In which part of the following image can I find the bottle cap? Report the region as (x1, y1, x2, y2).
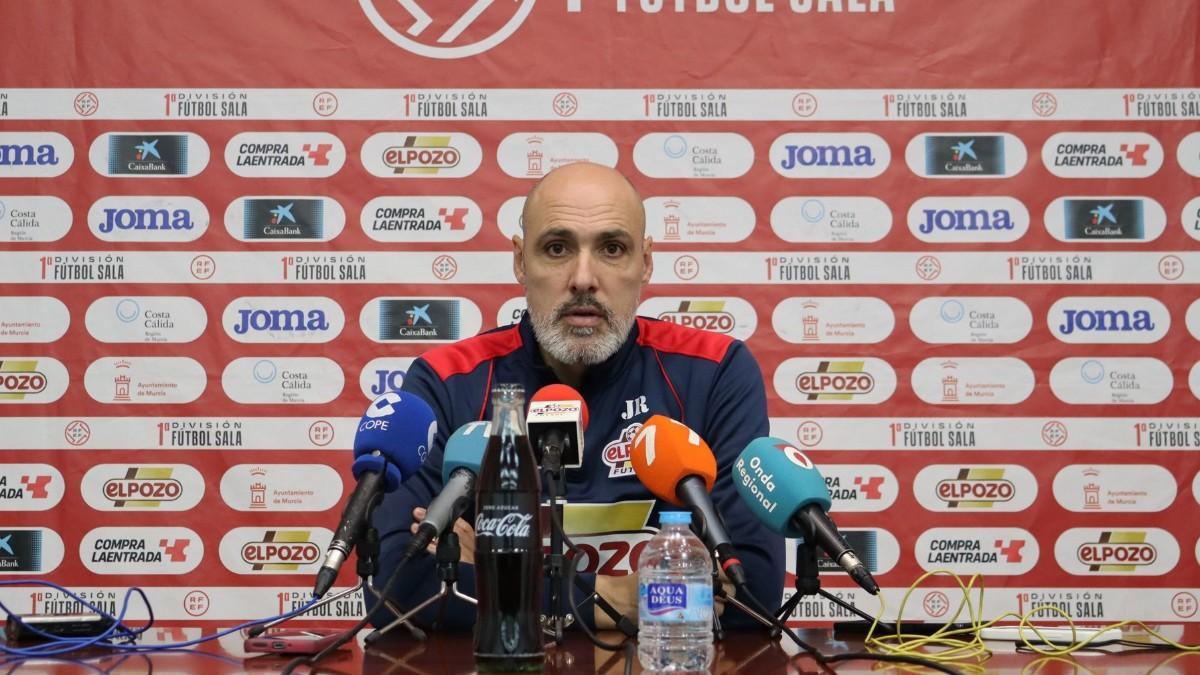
(659, 511, 692, 525)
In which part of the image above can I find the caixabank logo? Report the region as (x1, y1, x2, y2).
(88, 132, 209, 177)
(1043, 197, 1166, 243)
(219, 527, 332, 574)
(360, 297, 483, 343)
(225, 197, 346, 242)
(80, 527, 201, 574)
(80, 464, 205, 512)
(1056, 528, 1179, 576)
(913, 465, 1037, 512)
(905, 133, 1026, 178)
(0, 528, 65, 574)
(786, 528, 899, 578)
(0, 464, 64, 511)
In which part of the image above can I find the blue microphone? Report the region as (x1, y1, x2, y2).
(314, 391, 436, 598)
(733, 437, 879, 594)
(404, 421, 490, 559)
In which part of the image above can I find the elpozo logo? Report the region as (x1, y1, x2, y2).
(1050, 357, 1172, 405)
(0, 132, 74, 177)
(1055, 528, 1179, 575)
(1048, 297, 1170, 344)
(0, 464, 64, 511)
(0, 196, 72, 242)
(916, 527, 1037, 575)
(359, 0, 536, 60)
(905, 132, 1026, 178)
(361, 196, 482, 243)
(81, 464, 205, 511)
(1052, 464, 1176, 513)
(638, 297, 756, 341)
(907, 196, 1029, 243)
(0, 297, 69, 344)
(88, 132, 209, 177)
(1043, 196, 1166, 243)
(645, 197, 754, 243)
(360, 132, 482, 178)
(219, 527, 332, 574)
(219, 464, 343, 512)
(223, 296, 345, 344)
(87, 196, 208, 243)
(221, 357, 345, 405)
(914, 465, 1037, 512)
(772, 297, 894, 344)
(908, 297, 1032, 345)
(770, 133, 889, 179)
(818, 465, 898, 512)
(83, 357, 206, 405)
(225, 196, 346, 242)
(0, 358, 68, 404)
(225, 132, 345, 178)
(360, 297, 483, 343)
(85, 296, 207, 344)
(911, 357, 1034, 405)
(497, 133, 618, 178)
(1042, 132, 1163, 178)
(774, 357, 896, 405)
(769, 196, 891, 244)
(80, 526, 202, 574)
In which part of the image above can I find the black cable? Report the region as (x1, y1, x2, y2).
(819, 651, 966, 674)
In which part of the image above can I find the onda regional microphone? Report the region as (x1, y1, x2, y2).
(733, 438, 879, 595)
(313, 391, 436, 598)
(404, 421, 490, 559)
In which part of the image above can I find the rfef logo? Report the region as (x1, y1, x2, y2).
(359, 0, 536, 60)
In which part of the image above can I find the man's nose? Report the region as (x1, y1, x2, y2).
(568, 250, 599, 295)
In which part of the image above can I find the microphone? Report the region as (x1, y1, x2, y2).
(732, 438, 879, 595)
(527, 384, 588, 470)
(630, 415, 748, 588)
(313, 391, 437, 599)
(403, 421, 490, 559)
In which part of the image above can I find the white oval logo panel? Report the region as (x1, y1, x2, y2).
(0, 528, 64, 574)
(88, 196, 208, 242)
(634, 133, 754, 179)
(785, 528, 899, 577)
(1190, 361, 1200, 401)
(1053, 464, 1176, 513)
(0, 297, 69, 343)
(0, 196, 72, 242)
(912, 358, 1034, 405)
(496, 296, 527, 329)
(220, 464, 344, 512)
(0, 132, 74, 178)
(360, 132, 482, 178)
(219, 526, 333, 574)
(1043, 196, 1166, 243)
(224, 196, 346, 242)
(771, 133, 889, 179)
(1177, 132, 1200, 177)
(86, 296, 206, 344)
(84, 357, 206, 404)
(0, 357, 68, 404)
(1050, 357, 1173, 405)
(1055, 528, 1179, 576)
(773, 297, 894, 344)
(497, 133, 618, 178)
(81, 464, 206, 512)
(223, 297, 345, 344)
(1048, 297, 1170, 344)
(88, 132, 209, 177)
(774, 357, 897, 405)
(225, 132, 345, 178)
(905, 133, 1027, 178)
(639, 296, 756, 341)
(907, 197, 1029, 243)
(81, 527, 203, 575)
(1182, 196, 1200, 242)
(1043, 132, 1163, 178)
(222, 357, 344, 404)
(496, 196, 524, 240)
(913, 465, 1037, 512)
(359, 357, 417, 400)
(0, 464, 65, 511)
(359, 297, 483, 343)
(770, 196, 891, 243)
(820, 465, 899, 512)
(362, 196, 482, 243)
(909, 297, 1032, 344)
(645, 197, 754, 243)
(916, 527, 1038, 575)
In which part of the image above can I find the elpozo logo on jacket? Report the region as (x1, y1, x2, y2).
(1055, 528, 1179, 575)
(81, 464, 205, 511)
(773, 357, 897, 405)
(0, 196, 72, 243)
(85, 296, 207, 344)
(0, 528, 65, 574)
(88, 196, 208, 243)
(225, 132, 345, 178)
(225, 196, 346, 242)
(223, 297, 345, 344)
(0, 132, 73, 177)
(360, 132, 482, 178)
(905, 133, 1026, 178)
(88, 132, 209, 177)
(361, 196, 482, 243)
(219, 527, 332, 574)
(0, 464, 64, 511)
(360, 297, 482, 343)
(359, 0, 536, 59)
(1043, 196, 1166, 243)
(907, 196, 1029, 243)
(1048, 297, 1170, 344)
(908, 297, 1032, 344)
(80, 526, 202, 574)
(1042, 132, 1163, 178)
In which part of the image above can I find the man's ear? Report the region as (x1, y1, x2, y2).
(512, 235, 526, 285)
(641, 236, 653, 284)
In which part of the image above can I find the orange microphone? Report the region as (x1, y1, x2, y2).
(528, 384, 588, 469)
(630, 415, 747, 587)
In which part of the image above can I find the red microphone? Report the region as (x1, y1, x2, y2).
(631, 415, 747, 587)
(527, 384, 588, 469)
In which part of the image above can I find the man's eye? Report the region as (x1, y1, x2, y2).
(602, 243, 626, 256)
(545, 242, 568, 256)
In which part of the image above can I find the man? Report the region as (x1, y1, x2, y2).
(370, 162, 783, 630)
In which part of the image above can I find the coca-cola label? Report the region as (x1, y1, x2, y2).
(475, 492, 539, 551)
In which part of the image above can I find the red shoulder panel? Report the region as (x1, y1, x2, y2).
(636, 317, 732, 364)
(421, 325, 523, 380)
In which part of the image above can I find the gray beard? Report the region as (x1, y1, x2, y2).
(529, 297, 633, 366)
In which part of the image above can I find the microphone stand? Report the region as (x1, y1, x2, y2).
(542, 444, 569, 645)
(365, 530, 476, 646)
(771, 539, 879, 640)
(688, 510, 776, 636)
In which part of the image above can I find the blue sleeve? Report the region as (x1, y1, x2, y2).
(367, 358, 477, 631)
(702, 341, 785, 629)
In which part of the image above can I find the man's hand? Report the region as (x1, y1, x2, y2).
(591, 571, 734, 629)
(410, 507, 475, 564)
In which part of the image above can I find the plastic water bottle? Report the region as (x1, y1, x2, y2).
(637, 511, 714, 672)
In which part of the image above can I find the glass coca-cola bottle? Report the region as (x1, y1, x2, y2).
(474, 383, 544, 671)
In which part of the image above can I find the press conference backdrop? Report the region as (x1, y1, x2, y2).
(0, 0, 1198, 626)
